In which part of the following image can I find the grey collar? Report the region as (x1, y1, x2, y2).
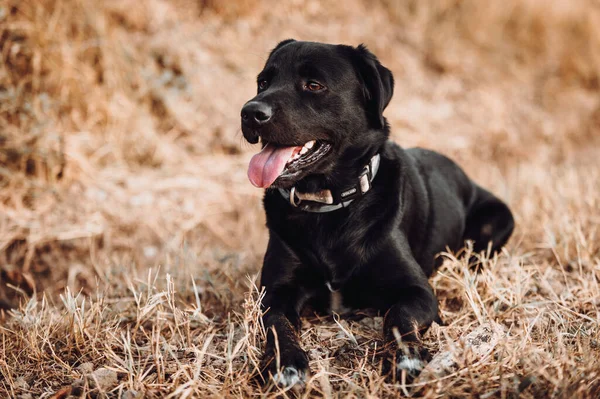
(277, 154, 381, 213)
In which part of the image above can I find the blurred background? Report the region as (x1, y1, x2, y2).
(1, 0, 600, 396)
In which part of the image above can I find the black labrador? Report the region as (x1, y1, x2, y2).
(240, 39, 514, 387)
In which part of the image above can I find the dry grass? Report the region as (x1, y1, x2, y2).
(0, 0, 599, 397)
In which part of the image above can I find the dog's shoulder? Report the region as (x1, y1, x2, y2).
(405, 147, 453, 167)
(405, 147, 467, 178)
(405, 146, 476, 213)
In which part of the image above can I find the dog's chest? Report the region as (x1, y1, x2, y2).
(307, 234, 366, 315)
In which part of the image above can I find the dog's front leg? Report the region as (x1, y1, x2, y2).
(371, 243, 440, 381)
(260, 308, 309, 387)
(382, 283, 439, 380)
(258, 235, 310, 387)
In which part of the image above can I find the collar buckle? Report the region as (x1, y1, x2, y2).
(289, 186, 301, 207)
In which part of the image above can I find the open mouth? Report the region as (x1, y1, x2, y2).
(247, 140, 332, 188)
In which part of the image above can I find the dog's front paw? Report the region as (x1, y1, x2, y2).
(395, 353, 425, 378)
(260, 345, 310, 388)
(272, 365, 307, 388)
(382, 345, 430, 383)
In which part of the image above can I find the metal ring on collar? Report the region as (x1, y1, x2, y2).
(289, 187, 301, 207)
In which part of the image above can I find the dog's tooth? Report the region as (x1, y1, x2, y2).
(300, 147, 308, 155)
(305, 140, 315, 149)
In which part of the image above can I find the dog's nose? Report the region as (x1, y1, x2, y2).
(241, 101, 273, 127)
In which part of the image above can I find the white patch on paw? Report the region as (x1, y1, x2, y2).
(396, 356, 424, 373)
(272, 366, 306, 387)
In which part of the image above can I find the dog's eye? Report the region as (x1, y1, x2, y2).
(304, 81, 325, 92)
(258, 80, 268, 90)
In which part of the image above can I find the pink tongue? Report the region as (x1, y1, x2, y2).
(248, 143, 300, 188)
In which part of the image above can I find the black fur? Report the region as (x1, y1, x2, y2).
(240, 40, 514, 384)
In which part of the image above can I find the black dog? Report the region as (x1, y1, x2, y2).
(241, 39, 514, 387)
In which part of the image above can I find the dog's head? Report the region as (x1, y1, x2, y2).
(241, 40, 394, 189)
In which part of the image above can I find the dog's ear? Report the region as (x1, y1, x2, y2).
(269, 39, 296, 58)
(352, 44, 394, 129)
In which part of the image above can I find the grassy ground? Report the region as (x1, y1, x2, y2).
(1, 0, 599, 397)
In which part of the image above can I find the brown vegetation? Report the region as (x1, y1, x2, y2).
(0, 0, 599, 397)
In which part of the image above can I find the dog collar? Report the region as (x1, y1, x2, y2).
(277, 154, 381, 213)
